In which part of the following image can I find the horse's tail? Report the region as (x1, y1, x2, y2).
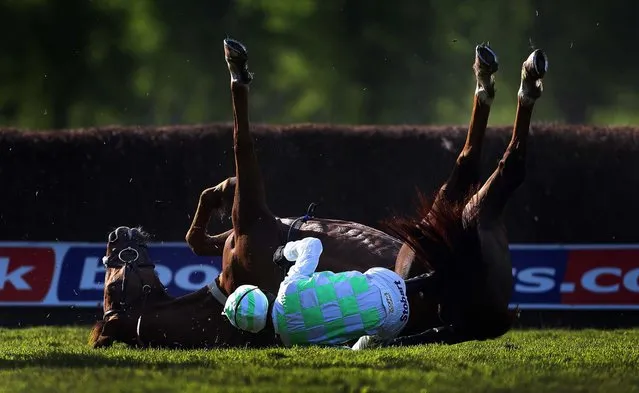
(383, 187, 519, 338)
(382, 189, 478, 279)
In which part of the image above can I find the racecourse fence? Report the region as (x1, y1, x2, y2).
(1, 124, 639, 327)
(1, 123, 638, 243)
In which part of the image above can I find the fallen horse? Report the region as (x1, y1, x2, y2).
(89, 39, 402, 349)
(89, 39, 547, 349)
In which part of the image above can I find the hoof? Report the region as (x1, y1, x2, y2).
(223, 38, 253, 84)
(475, 43, 499, 75)
(522, 49, 548, 80)
(519, 49, 548, 103)
(474, 43, 498, 103)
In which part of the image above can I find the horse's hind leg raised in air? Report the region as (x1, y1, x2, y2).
(391, 44, 501, 340)
(387, 48, 548, 347)
(463, 49, 548, 336)
(468, 49, 547, 227)
(436, 43, 499, 206)
(395, 44, 499, 280)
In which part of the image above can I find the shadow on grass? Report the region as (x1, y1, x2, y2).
(0, 352, 211, 370)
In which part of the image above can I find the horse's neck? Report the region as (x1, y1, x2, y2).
(154, 287, 211, 309)
(155, 289, 174, 303)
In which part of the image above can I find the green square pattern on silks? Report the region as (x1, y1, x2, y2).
(338, 296, 359, 317)
(301, 306, 324, 328)
(327, 274, 350, 284)
(282, 291, 302, 314)
(360, 307, 382, 330)
(349, 275, 369, 295)
(276, 312, 288, 334)
(315, 284, 337, 304)
(324, 318, 346, 340)
(288, 330, 308, 345)
(296, 277, 316, 292)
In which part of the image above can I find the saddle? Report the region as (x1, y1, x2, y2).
(273, 202, 318, 275)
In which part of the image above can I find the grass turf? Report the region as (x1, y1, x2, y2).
(0, 327, 638, 393)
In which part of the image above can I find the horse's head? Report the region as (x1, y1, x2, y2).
(89, 226, 168, 348)
(132, 282, 280, 349)
(90, 225, 278, 349)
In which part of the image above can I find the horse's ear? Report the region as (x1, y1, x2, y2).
(92, 334, 115, 349)
(88, 320, 115, 348)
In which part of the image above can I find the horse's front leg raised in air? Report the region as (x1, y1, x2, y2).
(186, 177, 236, 256)
(224, 39, 274, 230)
(220, 39, 281, 292)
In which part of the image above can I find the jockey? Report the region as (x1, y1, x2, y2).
(222, 237, 412, 349)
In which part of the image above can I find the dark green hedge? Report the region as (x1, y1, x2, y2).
(1, 124, 637, 243)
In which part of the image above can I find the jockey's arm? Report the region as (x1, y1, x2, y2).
(283, 237, 323, 279)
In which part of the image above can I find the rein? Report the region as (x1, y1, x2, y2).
(286, 202, 318, 243)
(276, 202, 318, 278)
(208, 277, 229, 304)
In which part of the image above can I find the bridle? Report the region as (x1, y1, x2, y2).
(102, 243, 156, 321)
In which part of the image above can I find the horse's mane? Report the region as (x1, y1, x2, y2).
(151, 286, 214, 310)
(108, 225, 153, 245)
(128, 226, 152, 244)
(135, 227, 152, 242)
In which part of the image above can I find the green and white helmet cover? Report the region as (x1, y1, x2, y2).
(223, 284, 269, 333)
